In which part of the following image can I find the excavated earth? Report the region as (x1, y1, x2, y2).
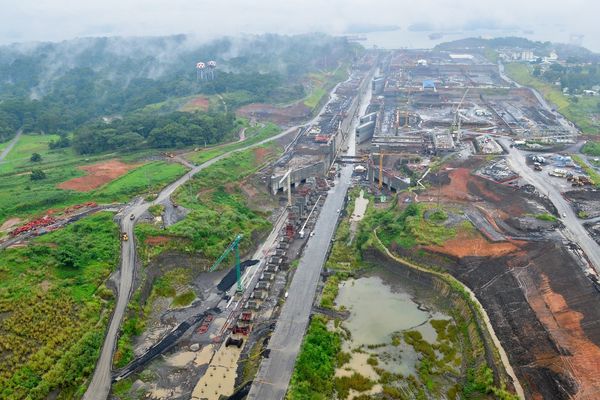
(419, 158, 600, 399)
(236, 102, 311, 125)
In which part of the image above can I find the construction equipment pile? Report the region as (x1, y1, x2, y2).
(10, 215, 56, 236)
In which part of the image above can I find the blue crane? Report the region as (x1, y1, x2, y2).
(210, 234, 244, 292)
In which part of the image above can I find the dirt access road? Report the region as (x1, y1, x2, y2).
(0, 129, 22, 162)
(84, 78, 349, 400)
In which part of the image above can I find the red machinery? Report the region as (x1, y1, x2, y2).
(10, 216, 56, 237)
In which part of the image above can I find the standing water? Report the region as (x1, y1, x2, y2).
(333, 267, 464, 399)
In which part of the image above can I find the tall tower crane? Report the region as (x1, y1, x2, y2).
(451, 88, 469, 141)
(210, 234, 244, 292)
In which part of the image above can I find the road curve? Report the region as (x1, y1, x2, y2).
(0, 129, 22, 162)
(84, 79, 348, 399)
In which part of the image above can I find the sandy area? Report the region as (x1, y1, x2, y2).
(58, 159, 138, 191)
(0, 217, 21, 231)
(191, 342, 242, 400)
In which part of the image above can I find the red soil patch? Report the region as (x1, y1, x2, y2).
(181, 96, 209, 112)
(426, 230, 521, 258)
(240, 181, 259, 198)
(58, 160, 138, 192)
(253, 147, 270, 164)
(144, 236, 170, 246)
(438, 168, 501, 203)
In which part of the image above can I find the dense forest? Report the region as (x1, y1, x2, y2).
(73, 111, 237, 154)
(0, 33, 357, 147)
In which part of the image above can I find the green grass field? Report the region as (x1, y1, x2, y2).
(138, 142, 281, 262)
(0, 160, 187, 225)
(303, 87, 327, 109)
(0, 134, 64, 174)
(184, 122, 280, 165)
(0, 212, 119, 399)
(505, 63, 600, 134)
(94, 162, 187, 202)
(303, 65, 349, 110)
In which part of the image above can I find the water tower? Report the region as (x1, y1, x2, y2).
(196, 62, 206, 81)
(207, 60, 217, 80)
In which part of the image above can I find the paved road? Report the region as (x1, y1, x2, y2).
(247, 156, 354, 399)
(84, 78, 352, 399)
(247, 70, 373, 400)
(502, 139, 600, 272)
(0, 129, 22, 162)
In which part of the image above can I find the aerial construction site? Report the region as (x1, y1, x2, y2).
(95, 46, 600, 399)
(2, 32, 600, 400)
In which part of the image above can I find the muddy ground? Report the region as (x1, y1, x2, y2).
(236, 102, 311, 126)
(415, 157, 600, 399)
(564, 189, 600, 220)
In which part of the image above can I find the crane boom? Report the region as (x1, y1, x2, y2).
(210, 234, 244, 291)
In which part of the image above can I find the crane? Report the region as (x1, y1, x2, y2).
(210, 234, 244, 292)
(451, 88, 469, 141)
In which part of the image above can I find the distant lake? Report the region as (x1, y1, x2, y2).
(353, 26, 599, 53)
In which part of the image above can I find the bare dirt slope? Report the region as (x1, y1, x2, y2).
(421, 159, 600, 399)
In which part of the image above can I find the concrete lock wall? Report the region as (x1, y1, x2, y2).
(270, 162, 326, 194)
(368, 165, 410, 192)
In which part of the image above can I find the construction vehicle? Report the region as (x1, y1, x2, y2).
(225, 337, 244, 348)
(210, 234, 244, 292)
(121, 232, 129, 241)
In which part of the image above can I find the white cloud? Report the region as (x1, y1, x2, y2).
(0, 0, 598, 50)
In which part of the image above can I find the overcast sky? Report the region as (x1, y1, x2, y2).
(1, 0, 598, 50)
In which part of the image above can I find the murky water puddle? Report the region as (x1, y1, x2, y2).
(334, 268, 458, 397)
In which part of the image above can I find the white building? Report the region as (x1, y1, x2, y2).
(521, 51, 535, 62)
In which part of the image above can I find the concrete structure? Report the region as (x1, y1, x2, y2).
(356, 120, 376, 144)
(372, 76, 385, 94)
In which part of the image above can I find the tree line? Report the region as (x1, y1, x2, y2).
(72, 111, 238, 154)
